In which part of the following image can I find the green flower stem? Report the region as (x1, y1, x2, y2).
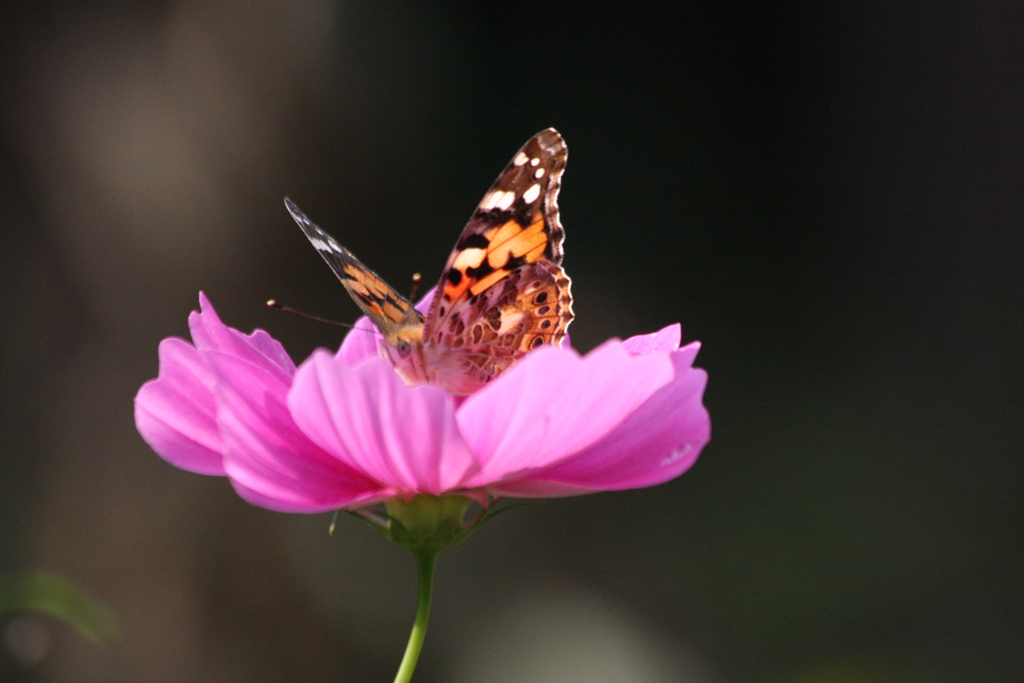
(393, 550, 438, 683)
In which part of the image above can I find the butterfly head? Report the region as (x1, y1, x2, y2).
(384, 326, 424, 359)
(373, 323, 431, 388)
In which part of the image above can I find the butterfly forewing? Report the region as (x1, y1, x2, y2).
(284, 198, 424, 341)
(423, 129, 572, 348)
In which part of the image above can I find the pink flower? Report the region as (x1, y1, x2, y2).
(134, 293, 710, 513)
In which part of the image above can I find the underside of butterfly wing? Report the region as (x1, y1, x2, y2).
(285, 198, 424, 344)
(422, 261, 572, 394)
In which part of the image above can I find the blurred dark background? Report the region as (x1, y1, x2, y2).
(1, 1, 1021, 681)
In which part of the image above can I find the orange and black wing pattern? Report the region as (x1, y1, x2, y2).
(284, 198, 424, 343)
(422, 129, 573, 359)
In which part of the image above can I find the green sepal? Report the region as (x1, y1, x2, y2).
(384, 495, 473, 554)
(343, 495, 536, 554)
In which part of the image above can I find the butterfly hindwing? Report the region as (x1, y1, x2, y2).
(423, 260, 573, 388)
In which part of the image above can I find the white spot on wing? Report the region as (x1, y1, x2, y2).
(481, 189, 516, 212)
(479, 190, 501, 210)
(513, 151, 529, 166)
(534, 167, 545, 179)
(530, 157, 540, 167)
(522, 183, 541, 204)
(497, 310, 525, 335)
(452, 247, 487, 270)
(495, 190, 516, 211)
(310, 237, 335, 252)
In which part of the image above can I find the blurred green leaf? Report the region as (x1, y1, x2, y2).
(0, 570, 119, 645)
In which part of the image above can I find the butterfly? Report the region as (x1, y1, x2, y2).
(285, 128, 573, 395)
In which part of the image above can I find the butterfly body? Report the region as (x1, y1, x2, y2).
(286, 129, 573, 394)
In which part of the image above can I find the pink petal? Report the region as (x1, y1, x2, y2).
(457, 341, 675, 488)
(288, 351, 477, 496)
(134, 337, 225, 475)
(134, 293, 298, 476)
(209, 351, 385, 512)
(413, 286, 437, 313)
(492, 342, 710, 497)
(621, 323, 681, 356)
(335, 315, 381, 367)
(190, 292, 295, 382)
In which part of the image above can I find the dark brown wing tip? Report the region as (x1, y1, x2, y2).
(530, 128, 566, 155)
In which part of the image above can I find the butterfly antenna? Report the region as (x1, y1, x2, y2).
(266, 299, 355, 329)
(408, 272, 423, 302)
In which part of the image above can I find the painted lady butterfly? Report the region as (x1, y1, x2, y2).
(285, 128, 573, 395)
